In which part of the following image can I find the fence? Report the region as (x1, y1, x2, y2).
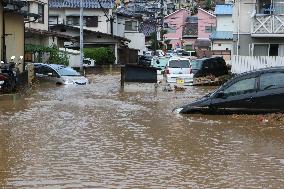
(231, 56, 284, 74)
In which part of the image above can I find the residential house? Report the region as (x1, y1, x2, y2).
(231, 0, 284, 74)
(163, 9, 191, 50)
(233, 0, 284, 56)
(114, 11, 146, 55)
(195, 7, 216, 50)
(49, 0, 134, 64)
(210, 4, 233, 51)
(1, 0, 27, 72)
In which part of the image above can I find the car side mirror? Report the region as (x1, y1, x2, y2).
(216, 91, 225, 98)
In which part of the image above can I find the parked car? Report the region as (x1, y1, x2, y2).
(138, 55, 153, 67)
(174, 67, 284, 114)
(191, 57, 228, 78)
(34, 63, 89, 85)
(165, 57, 193, 84)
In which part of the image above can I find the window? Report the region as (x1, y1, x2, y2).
(260, 72, 284, 90)
(66, 16, 79, 26)
(38, 4, 44, 23)
(169, 60, 190, 68)
(253, 44, 269, 56)
(224, 78, 256, 96)
(85, 16, 98, 27)
(205, 26, 216, 33)
(125, 20, 138, 31)
(49, 16, 58, 26)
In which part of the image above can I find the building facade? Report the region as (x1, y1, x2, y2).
(210, 4, 233, 51)
(164, 9, 191, 49)
(233, 0, 284, 56)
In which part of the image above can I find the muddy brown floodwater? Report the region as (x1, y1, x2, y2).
(0, 68, 284, 188)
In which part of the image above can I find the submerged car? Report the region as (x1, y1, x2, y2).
(34, 63, 89, 85)
(175, 67, 284, 114)
(165, 57, 193, 84)
(191, 57, 228, 77)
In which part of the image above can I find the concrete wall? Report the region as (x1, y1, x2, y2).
(212, 40, 233, 51)
(232, 0, 254, 34)
(49, 8, 112, 34)
(27, 0, 49, 31)
(114, 16, 125, 37)
(125, 32, 146, 55)
(5, 13, 24, 72)
(0, 4, 3, 61)
(217, 16, 233, 31)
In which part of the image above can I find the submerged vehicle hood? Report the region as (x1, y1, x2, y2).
(61, 76, 89, 85)
(174, 95, 211, 114)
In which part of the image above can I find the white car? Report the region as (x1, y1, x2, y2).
(34, 63, 89, 85)
(165, 57, 193, 84)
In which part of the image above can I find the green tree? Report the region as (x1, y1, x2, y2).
(84, 47, 116, 65)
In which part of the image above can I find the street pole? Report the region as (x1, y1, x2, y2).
(80, 0, 84, 72)
(1, 2, 7, 63)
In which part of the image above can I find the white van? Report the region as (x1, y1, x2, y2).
(165, 57, 193, 84)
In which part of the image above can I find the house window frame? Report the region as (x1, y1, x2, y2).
(205, 25, 216, 33)
(38, 3, 44, 23)
(125, 20, 138, 32)
(252, 43, 284, 56)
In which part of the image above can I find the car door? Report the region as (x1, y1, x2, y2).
(211, 75, 257, 114)
(253, 71, 284, 113)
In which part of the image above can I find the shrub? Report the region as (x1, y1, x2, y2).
(84, 47, 116, 65)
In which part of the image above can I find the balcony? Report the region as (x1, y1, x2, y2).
(251, 14, 284, 37)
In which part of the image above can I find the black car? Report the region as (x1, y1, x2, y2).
(175, 67, 284, 114)
(138, 55, 153, 67)
(191, 57, 228, 77)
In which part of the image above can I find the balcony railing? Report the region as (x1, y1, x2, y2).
(251, 14, 284, 37)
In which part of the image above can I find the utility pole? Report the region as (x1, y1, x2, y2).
(79, 0, 84, 72)
(1, 2, 7, 63)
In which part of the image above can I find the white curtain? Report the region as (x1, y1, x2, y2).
(253, 44, 269, 56)
(278, 45, 284, 56)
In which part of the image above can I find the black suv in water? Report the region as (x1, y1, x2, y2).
(175, 67, 284, 114)
(191, 57, 228, 77)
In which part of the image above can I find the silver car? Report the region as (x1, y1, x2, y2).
(34, 63, 89, 85)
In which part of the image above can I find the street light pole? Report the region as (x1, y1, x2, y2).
(79, 0, 84, 72)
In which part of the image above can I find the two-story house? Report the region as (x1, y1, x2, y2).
(164, 9, 191, 50)
(1, 0, 29, 72)
(114, 11, 146, 55)
(210, 4, 233, 51)
(49, 0, 135, 64)
(233, 0, 284, 56)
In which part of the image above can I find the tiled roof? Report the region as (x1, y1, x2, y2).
(210, 31, 233, 40)
(49, 0, 115, 9)
(214, 4, 233, 15)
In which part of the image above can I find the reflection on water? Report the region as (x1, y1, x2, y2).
(0, 69, 284, 188)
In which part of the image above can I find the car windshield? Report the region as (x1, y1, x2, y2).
(169, 60, 190, 68)
(57, 67, 81, 76)
(191, 60, 203, 69)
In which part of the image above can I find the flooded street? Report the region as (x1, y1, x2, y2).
(1, 69, 284, 188)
